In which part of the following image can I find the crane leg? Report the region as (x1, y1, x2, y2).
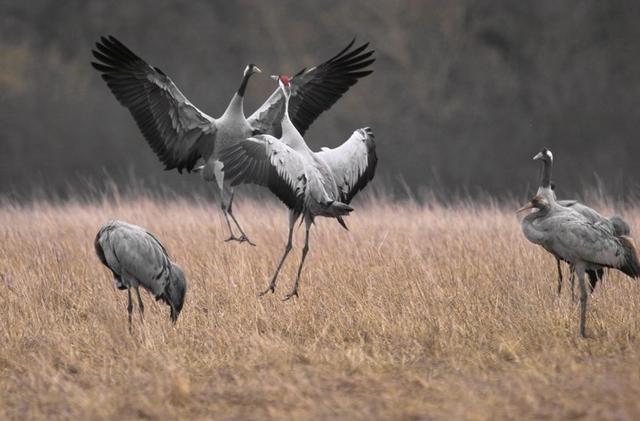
(127, 288, 133, 334)
(211, 161, 244, 244)
(569, 265, 576, 303)
(556, 258, 563, 296)
(259, 210, 300, 296)
(170, 303, 178, 324)
(219, 187, 240, 242)
(226, 190, 256, 246)
(135, 286, 144, 323)
(587, 269, 602, 293)
(221, 206, 237, 242)
(576, 265, 588, 338)
(284, 217, 312, 301)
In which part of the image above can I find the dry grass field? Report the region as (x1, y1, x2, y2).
(3, 195, 640, 420)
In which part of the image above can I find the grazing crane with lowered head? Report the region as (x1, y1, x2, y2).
(220, 75, 377, 300)
(91, 36, 375, 245)
(95, 220, 187, 331)
(518, 195, 640, 337)
(533, 147, 631, 296)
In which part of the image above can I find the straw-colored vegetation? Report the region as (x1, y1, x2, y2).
(2, 196, 640, 419)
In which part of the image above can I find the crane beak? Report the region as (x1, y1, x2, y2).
(254, 66, 262, 74)
(516, 202, 534, 213)
(270, 74, 279, 81)
(532, 152, 544, 161)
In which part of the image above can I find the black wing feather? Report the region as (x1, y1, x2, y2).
(91, 35, 216, 173)
(248, 39, 375, 137)
(289, 41, 374, 135)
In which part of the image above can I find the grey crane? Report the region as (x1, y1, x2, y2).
(220, 75, 377, 300)
(532, 147, 631, 295)
(91, 36, 374, 245)
(518, 195, 640, 337)
(534, 148, 630, 235)
(95, 220, 187, 331)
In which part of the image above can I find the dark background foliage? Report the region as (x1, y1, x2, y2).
(3, 0, 640, 201)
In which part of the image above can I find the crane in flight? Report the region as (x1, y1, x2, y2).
(221, 75, 377, 300)
(92, 36, 374, 245)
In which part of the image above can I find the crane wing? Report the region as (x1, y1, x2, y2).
(248, 39, 375, 137)
(550, 216, 639, 276)
(219, 136, 306, 210)
(561, 201, 605, 224)
(557, 199, 578, 207)
(92, 36, 217, 173)
(315, 127, 377, 204)
(560, 201, 630, 236)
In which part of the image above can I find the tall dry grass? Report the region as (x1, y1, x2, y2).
(2, 196, 640, 419)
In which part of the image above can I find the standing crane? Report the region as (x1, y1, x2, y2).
(532, 147, 631, 295)
(95, 220, 187, 331)
(91, 36, 374, 245)
(518, 195, 640, 337)
(220, 75, 377, 300)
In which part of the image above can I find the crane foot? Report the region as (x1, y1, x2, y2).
(224, 234, 256, 246)
(239, 235, 256, 246)
(282, 289, 299, 301)
(258, 283, 276, 297)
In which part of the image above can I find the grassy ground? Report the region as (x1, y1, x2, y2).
(2, 196, 640, 420)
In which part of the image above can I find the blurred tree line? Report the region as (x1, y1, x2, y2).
(2, 0, 640, 201)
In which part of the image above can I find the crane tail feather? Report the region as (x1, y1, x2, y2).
(336, 216, 349, 231)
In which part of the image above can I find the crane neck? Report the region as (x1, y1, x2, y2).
(222, 72, 253, 119)
(282, 89, 293, 130)
(222, 93, 244, 119)
(280, 86, 307, 151)
(539, 158, 552, 188)
(536, 159, 555, 201)
(523, 209, 542, 225)
(282, 115, 305, 148)
(237, 71, 252, 97)
(524, 204, 551, 224)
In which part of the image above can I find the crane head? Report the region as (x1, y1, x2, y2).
(517, 195, 549, 213)
(162, 263, 187, 323)
(271, 75, 292, 99)
(270, 74, 291, 87)
(244, 64, 262, 76)
(533, 147, 553, 162)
